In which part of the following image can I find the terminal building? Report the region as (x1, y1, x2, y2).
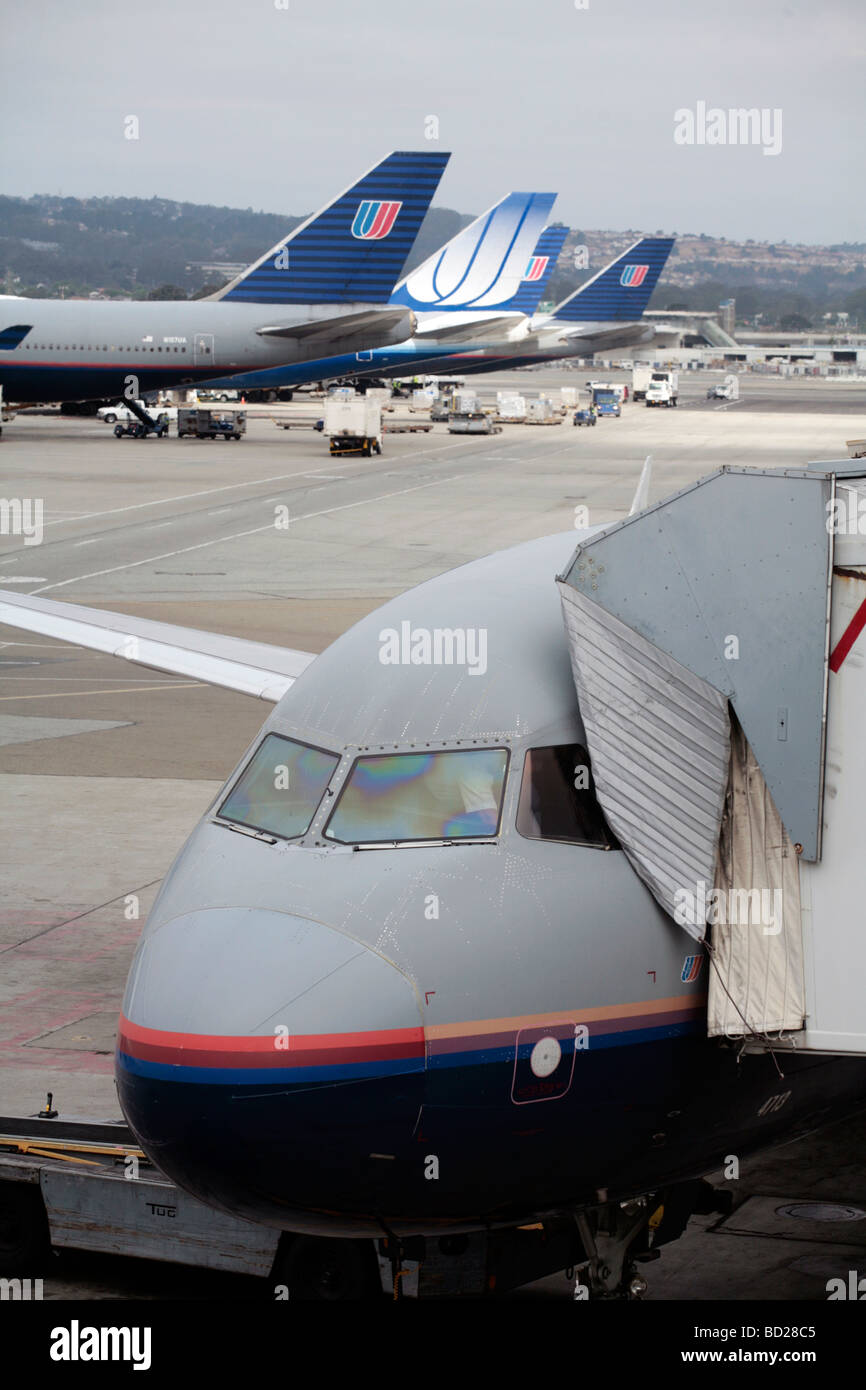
(610, 299, 866, 373)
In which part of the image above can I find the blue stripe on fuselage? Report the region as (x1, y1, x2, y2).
(117, 1018, 702, 1087)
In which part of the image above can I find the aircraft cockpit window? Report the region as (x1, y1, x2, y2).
(218, 733, 338, 841)
(324, 749, 508, 844)
(516, 745, 618, 849)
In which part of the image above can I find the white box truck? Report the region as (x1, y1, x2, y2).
(324, 398, 382, 455)
(632, 366, 653, 401)
(645, 371, 679, 408)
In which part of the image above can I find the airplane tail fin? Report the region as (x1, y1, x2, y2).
(214, 151, 449, 307)
(498, 224, 569, 316)
(550, 236, 674, 323)
(390, 191, 557, 314)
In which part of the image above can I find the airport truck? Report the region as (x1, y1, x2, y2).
(177, 408, 246, 439)
(589, 385, 621, 418)
(645, 371, 679, 408)
(324, 397, 382, 456)
(631, 366, 653, 401)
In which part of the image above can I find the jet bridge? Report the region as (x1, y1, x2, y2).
(556, 463, 866, 1054)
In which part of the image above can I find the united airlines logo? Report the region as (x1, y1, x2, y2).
(681, 954, 703, 984)
(351, 200, 402, 240)
(620, 264, 649, 287)
(523, 255, 549, 282)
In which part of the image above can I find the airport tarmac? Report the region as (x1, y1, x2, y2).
(1, 367, 865, 1300)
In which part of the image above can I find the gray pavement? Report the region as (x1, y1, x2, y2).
(1, 368, 865, 1299)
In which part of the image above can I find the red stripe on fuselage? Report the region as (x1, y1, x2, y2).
(117, 1015, 425, 1069)
(118, 997, 705, 1073)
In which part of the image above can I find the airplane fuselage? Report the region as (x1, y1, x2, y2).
(0, 297, 413, 403)
(115, 531, 866, 1238)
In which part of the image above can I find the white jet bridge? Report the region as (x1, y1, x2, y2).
(557, 462, 866, 1055)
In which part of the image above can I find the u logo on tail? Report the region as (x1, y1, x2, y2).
(523, 255, 549, 283)
(620, 264, 649, 287)
(352, 200, 402, 240)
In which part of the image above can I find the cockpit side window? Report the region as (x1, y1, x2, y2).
(516, 745, 618, 849)
(324, 748, 509, 845)
(218, 733, 338, 841)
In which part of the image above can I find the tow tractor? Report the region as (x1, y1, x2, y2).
(113, 412, 170, 439)
(104, 397, 172, 438)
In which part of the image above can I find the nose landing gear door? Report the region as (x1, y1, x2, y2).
(194, 333, 215, 367)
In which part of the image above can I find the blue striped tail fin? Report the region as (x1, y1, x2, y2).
(218, 151, 449, 306)
(551, 236, 675, 322)
(503, 224, 569, 315)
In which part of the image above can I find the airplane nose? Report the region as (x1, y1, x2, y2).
(116, 908, 426, 1235)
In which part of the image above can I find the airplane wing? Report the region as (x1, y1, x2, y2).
(0, 591, 315, 703)
(257, 306, 414, 347)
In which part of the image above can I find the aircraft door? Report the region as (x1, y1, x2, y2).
(194, 333, 215, 367)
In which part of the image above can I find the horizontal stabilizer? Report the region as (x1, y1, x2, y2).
(214, 151, 449, 307)
(0, 591, 315, 703)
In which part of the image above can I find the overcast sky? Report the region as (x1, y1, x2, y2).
(1, 0, 862, 244)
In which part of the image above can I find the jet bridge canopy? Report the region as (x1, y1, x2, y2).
(558, 467, 833, 863)
(556, 465, 866, 1051)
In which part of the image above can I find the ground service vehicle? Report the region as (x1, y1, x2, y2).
(177, 408, 245, 439)
(325, 397, 382, 455)
(447, 410, 501, 434)
(590, 387, 621, 417)
(645, 371, 679, 408)
(573, 407, 597, 426)
(113, 414, 170, 439)
(631, 366, 653, 401)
